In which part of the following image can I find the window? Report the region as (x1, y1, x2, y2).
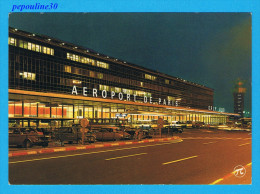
(19, 72, 36, 80)
(135, 91, 145, 97)
(145, 74, 156, 81)
(140, 82, 143, 87)
(8, 37, 17, 46)
(72, 80, 82, 84)
(97, 61, 109, 69)
(31, 43, 36, 51)
(99, 85, 110, 91)
(19, 40, 24, 48)
(43, 47, 47, 54)
(64, 65, 71, 73)
(167, 96, 175, 101)
(115, 87, 121, 93)
(28, 42, 32, 50)
(10, 37, 54, 55)
(35, 45, 41, 52)
(122, 88, 133, 95)
(89, 71, 96, 78)
(165, 79, 169, 84)
(97, 73, 103, 79)
(66, 52, 109, 69)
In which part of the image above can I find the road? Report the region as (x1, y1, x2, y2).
(9, 129, 252, 184)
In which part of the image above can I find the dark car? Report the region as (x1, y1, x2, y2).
(161, 126, 183, 134)
(9, 127, 49, 148)
(94, 127, 131, 141)
(194, 122, 205, 129)
(53, 127, 96, 144)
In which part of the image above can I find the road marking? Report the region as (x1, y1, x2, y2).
(209, 162, 252, 185)
(210, 178, 224, 185)
(162, 155, 198, 165)
(203, 141, 217, 145)
(105, 153, 147, 161)
(9, 141, 178, 164)
(238, 142, 251, 147)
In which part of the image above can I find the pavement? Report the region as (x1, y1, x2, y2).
(9, 135, 182, 157)
(9, 129, 252, 184)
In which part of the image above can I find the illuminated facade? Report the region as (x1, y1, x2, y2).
(8, 27, 237, 127)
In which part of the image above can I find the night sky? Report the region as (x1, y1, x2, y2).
(9, 13, 251, 114)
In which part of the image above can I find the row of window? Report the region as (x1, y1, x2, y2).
(19, 72, 36, 81)
(9, 37, 54, 56)
(99, 84, 152, 97)
(63, 65, 182, 94)
(67, 53, 109, 69)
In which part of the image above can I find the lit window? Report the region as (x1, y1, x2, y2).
(64, 65, 71, 73)
(165, 79, 169, 84)
(35, 45, 40, 52)
(23, 41, 28, 49)
(19, 40, 24, 48)
(47, 48, 51, 55)
(97, 61, 109, 69)
(72, 80, 82, 84)
(31, 43, 36, 51)
(167, 96, 175, 101)
(8, 37, 17, 46)
(13, 38, 53, 55)
(66, 53, 109, 69)
(97, 73, 103, 79)
(28, 42, 32, 50)
(19, 72, 36, 80)
(115, 87, 121, 93)
(140, 82, 143, 87)
(99, 85, 110, 91)
(135, 91, 145, 97)
(145, 74, 156, 80)
(43, 47, 47, 54)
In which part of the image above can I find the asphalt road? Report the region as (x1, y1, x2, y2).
(9, 129, 252, 184)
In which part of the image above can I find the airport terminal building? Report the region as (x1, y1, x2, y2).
(8, 27, 238, 128)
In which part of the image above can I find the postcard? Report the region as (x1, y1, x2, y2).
(1, 0, 259, 193)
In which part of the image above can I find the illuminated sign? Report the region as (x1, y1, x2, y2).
(71, 86, 179, 106)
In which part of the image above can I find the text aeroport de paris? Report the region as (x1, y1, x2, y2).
(71, 86, 179, 106)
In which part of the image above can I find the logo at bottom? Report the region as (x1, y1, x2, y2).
(233, 165, 246, 178)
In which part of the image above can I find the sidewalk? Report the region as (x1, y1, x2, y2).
(9, 136, 182, 158)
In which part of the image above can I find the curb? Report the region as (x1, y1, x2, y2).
(9, 136, 182, 158)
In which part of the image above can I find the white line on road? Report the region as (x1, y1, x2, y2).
(238, 142, 251, 147)
(162, 155, 198, 165)
(203, 142, 217, 145)
(9, 141, 177, 164)
(105, 153, 147, 161)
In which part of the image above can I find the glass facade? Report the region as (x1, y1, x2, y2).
(8, 27, 233, 128)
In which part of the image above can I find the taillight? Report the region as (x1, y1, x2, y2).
(37, 132, 44, 136)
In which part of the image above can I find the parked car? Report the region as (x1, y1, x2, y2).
(53, 127, 96, 144)
(162, 125, 183, 134)
(185, 121, 193, 129)
(193, 122, 205, 128)
(171, 121, 186, 129)
(140, 125, 153, 139)
(9, 127, 49, 148)
(94, 127, 131, 141)
(122, 126, 136, 139)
